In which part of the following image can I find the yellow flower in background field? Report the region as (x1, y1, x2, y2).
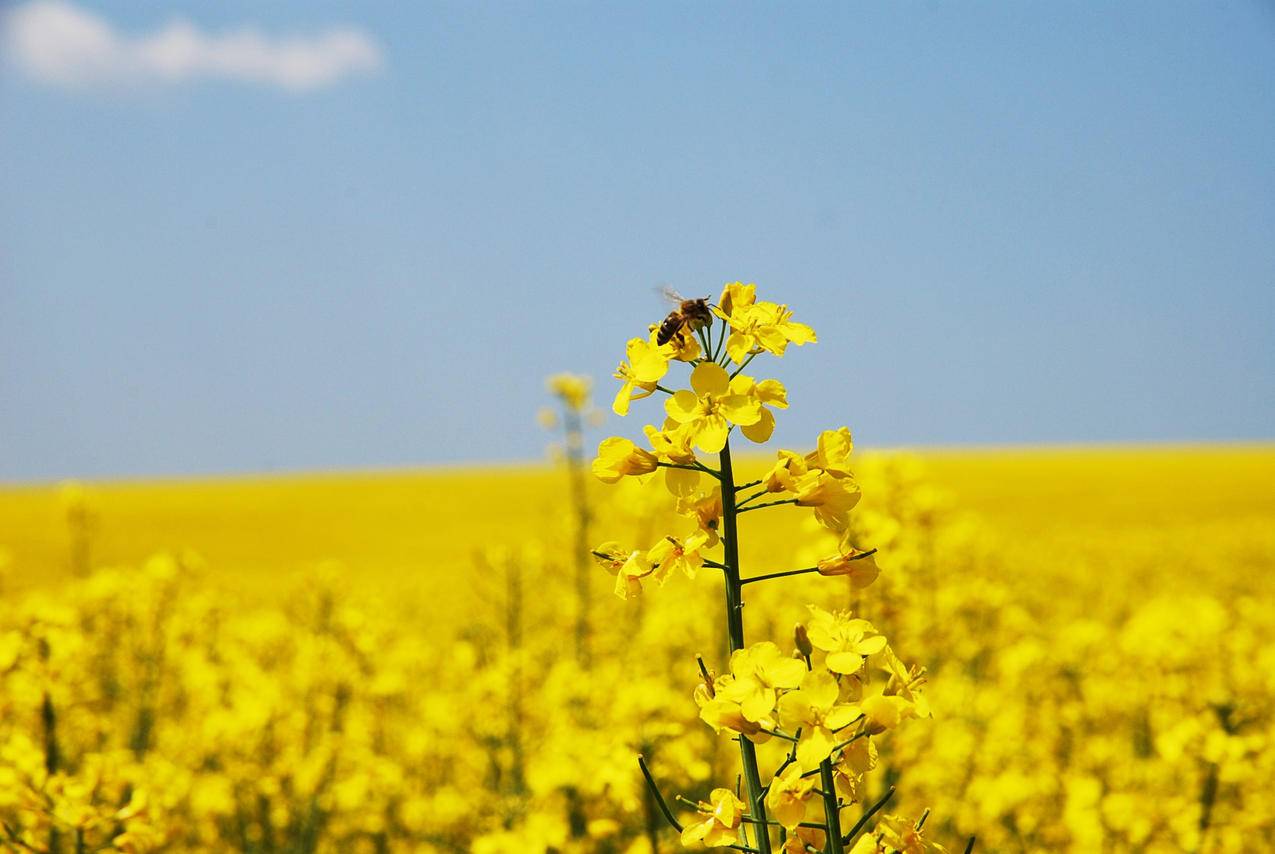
(664, 363, 762, 452)
(9, 277, 1273, 854)
(612, 337, 670, 415)
(591, 436, 657, 483)
(680, 788, 746, 848)
(545, 373, 591, 411)
(778, 669, 862, 771)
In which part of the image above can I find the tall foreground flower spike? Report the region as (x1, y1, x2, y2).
(591, 282, 948, 853)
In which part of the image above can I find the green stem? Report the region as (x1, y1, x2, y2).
(819, 760, 845, 854)
(718, 440, 774, 854)
(742, 567, 819, 586)
(564, 408, 592, 665)
(714, 317, 729, 363)
(730, 351, 759, 378)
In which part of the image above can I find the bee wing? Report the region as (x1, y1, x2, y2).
(656, 284, 686, 305)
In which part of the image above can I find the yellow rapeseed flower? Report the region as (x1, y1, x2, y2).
(805, 426, 854, 477)
(680, 788, 747, 848)
(718, 641, 807, 723)
(612, 337, 670, 415)
(591, 436, 658, 483)
(765, 763, 816, 829)
(792, 470, 862, 531)
(664, 363, 762, 453)
(806, 605, 888, 674)
(816, 540, 880, 589)
(591, 541, 656, 599)
(647, 531, 712, 583)
(713, 281, 817, 363)
(730, 375, 789, 444)
(644, 423, 701, 496)
(777, 669, 861, 771)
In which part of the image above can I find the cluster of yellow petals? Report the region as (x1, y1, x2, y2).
(694, 617, 923, 780)
(849, 813, 950, 854)
(612, 337, 670, 416)
(778, 669, 862, 771)
(714, 282, 818, 364)
(762, 427, 865, 532)
(604, 282, 809, 467)
(665, 363, 775, 453)
(590, 436, 658, 483)
(591, 530, 714, 600)
(679, 788, 747, 848)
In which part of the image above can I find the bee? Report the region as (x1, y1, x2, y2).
(656, 287, 713, 345)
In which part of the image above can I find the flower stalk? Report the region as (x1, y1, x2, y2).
(719, 440, 774, 854)
(591, 283, 939, 853)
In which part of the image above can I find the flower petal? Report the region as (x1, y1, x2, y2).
(690, 362, 730, 396)
(740, 407, 775, 443)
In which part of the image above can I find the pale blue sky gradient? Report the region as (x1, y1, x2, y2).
(2, 2, 1273, 481)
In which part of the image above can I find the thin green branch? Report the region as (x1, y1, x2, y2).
(742, 567, 818, 586)
(738, 498, 799, 515)
(729, 351, 759, 378)
(713, 317, 729, 363)
(735, 488, 772, 510)
(841, 787, 895, 846)
(657, 461, 720, 477)
(637, 755, 682, 833)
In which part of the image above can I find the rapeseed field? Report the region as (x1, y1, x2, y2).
(2, 284, 1272, 852)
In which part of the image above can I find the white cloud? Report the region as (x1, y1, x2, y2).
(2, 1, 383, 92)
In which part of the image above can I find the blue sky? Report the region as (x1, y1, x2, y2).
(2, 1, 1273, 481)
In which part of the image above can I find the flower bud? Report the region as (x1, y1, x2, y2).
(794, 623, 813, 658)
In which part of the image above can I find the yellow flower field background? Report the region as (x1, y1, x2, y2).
(1, 285, 1273, 853)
